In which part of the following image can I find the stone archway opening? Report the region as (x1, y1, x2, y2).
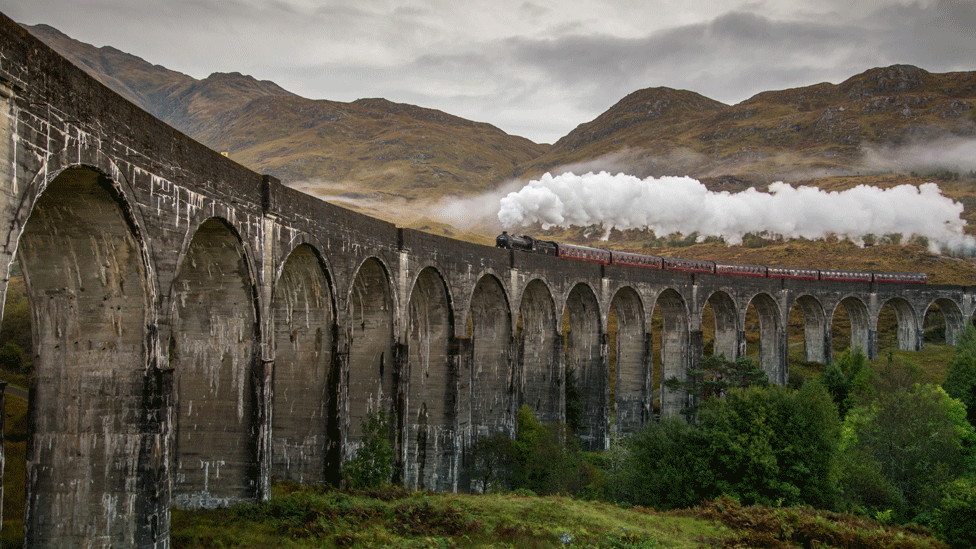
(924, 299, 964, 346)
(468, 275, 513, 439)
(172, 218, 259, 509)
(653, 290, 688, 419)
(787, 303, 805, 364)
(744, 294, 782, 383)
(701, 303, 715, 356)
(924, 302, 947, 345)
(609, 287, 646, 436)
(831, 297, 870, 359)
(518, 280, 559, 425)
(877, 303, 900, 357)
(787, 295, 828, 383)
(405, 267, 455, 492)
(563, 283, 604, 450)
(346, 258, 395, 462)
(271, 244, 336, 486)
(879, 298, 920, 356)
(649, 303, 663, 419)
(704, 292, 737, 360)
(831, 304, 851, 355)
(744, 302, 760, 359)
(13, 166, 154, 546)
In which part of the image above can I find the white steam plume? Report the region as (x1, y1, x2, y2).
(498, 171, 976, 252)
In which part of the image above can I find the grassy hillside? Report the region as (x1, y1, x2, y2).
(24, 23, 976, 283)
(24, 23, 549, 204)
(522, 65, 976, 184)
(207, 95, 548, 201)
(24, 24, 295, 135)
(530, 225, 976, 286)
(168, 483, 945, 549)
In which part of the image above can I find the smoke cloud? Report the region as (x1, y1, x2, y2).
(497, 171, 976, 252)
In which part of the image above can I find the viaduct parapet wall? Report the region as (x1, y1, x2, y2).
(0, 13, 972, 548)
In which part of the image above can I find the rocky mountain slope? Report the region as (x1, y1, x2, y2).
(22, 23, 976, 283)
(525, 65, 976, 184)
(24, 23, 548, 204)
(29, 22, 976, 198)
(26, 24, 296, 136)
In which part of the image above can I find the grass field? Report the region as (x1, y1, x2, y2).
(168, 484, 945, 549)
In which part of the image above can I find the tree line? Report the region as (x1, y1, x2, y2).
(406, 334, 976, 548)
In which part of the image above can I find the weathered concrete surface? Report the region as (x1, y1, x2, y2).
(0, 11, 975, 548)
(171, 218, 260, 509)
(271, 244, 335, 485)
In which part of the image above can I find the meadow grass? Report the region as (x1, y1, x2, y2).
(171, 484, 731, 549)
(170, 483, 947, 549)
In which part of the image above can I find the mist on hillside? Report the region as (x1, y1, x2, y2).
(859, 136, 976, 173)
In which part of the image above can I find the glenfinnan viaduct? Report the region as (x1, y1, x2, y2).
(0, 12, 974, 548)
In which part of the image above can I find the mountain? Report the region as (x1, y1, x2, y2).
(525, 65, 976, 184)
(22, 23, 976, 284)
(29, 22, 976, 198)
(196, 95, 546, 200)
(25, 24, 295, 134)
(23, 23, 548, 204)
(525, 87, 729, 177)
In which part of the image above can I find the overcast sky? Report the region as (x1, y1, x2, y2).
(5, 1, 976, 143)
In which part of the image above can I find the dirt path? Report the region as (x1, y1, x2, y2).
(0, 380, 27, 400)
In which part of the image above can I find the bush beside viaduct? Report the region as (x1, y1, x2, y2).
(0, 12, 973, 547)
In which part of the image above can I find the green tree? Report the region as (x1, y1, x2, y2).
(0, 341, 23, 372)
(696, 382, 840, 508)
(0, 274, 32, 372)
(943, 326, 976, 426)
(838, 383, 975, 522)
(512, 404, 584, 496)
(465, 432, 516, 493)
(664, 354, 768, 422)
(621, 416, 707, 509)
(342, 408, 395, 489)
(564, 367, 584, 434)
(821, 348, 872, 419)
(933, 475, 976, 549)
(620, 382, 840, 510)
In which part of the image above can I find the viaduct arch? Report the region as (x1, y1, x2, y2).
(0, 14, 974, 547)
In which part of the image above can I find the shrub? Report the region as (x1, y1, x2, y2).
(943, 326, 976, 425)
(513, 405, 588, 496)
(621, 382, 841, 510)
(342, 408, 395, 489)
(822, 348, 870, 418)
(0, 342, 23, 372)
(664, 354, 768, 423)
(623, 416, 706, 509)
(465, 432, 516, 493)
(697, 383, 840, 508)
(933, 475, 976, 548)
(565, 366, 584, 434)
(838, 383, 975, 522)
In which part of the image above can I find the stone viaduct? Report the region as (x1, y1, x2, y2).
(0, 12, 974, 548)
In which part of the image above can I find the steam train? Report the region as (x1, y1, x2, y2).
(495, 232, 927, 284)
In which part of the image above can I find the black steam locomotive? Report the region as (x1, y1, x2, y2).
(495, 232, 927, 284)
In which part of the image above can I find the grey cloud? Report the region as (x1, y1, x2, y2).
(495, 2, 974, 127)
(9, 0, 976, 145)
(870, 1, 976, 69)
